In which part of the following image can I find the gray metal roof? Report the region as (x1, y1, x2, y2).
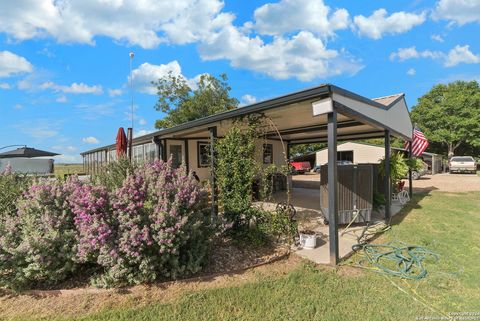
(81, 84, 411, 155)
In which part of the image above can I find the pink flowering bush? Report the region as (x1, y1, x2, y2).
(0, 177, 78, 289)
(87, 160, 210, 287)
(69, 183, 114, 263)
(0, 159, 210, 289)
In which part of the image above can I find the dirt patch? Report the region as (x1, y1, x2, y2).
(336, 265, 366, 278)
(203, 239, 289, 274)
(0, 255, 301, 320)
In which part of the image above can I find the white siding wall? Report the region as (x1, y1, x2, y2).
(315, 142, 385, 165)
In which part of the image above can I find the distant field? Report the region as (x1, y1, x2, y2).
(54, 163, 85, 177)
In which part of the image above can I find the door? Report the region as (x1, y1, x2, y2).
(170, 144, 183, 168)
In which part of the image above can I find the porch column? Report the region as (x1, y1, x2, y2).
(286, 142, 291, 162)
(209, 126, 218, 217)
(384, 130, 391, 223)
(183, 139, 189, 173)
(162, 139, 167, 161)
(408, 141, 413, 198)
(327, 111, 339, 265)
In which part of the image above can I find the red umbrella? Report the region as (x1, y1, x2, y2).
(116, 127, 127, 158)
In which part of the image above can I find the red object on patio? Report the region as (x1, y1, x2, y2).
(116, 127, 127, 158)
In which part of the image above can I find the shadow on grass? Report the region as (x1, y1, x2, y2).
(389, 188, 436, 227)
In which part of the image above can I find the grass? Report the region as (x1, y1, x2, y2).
(54, 163, 84, 178)
(2, 191, 480, 321)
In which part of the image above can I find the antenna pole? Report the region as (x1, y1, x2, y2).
(129, 52, 134, 130)
(128, 52, 134, 161)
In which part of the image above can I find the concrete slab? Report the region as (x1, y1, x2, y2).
(293, 225, 375, 264)
(257, 187, 406, 265)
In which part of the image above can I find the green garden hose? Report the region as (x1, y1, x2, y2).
(353, 241, 439, 280)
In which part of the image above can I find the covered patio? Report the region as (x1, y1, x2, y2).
(82, 84, 414, 265)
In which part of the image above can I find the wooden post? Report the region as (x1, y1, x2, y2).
(384, 130, 391, 223)
(162, 139, 167, 161)
(127, 127, 133, 162)
(209, 127, 218, 217)
(327, 111, 339, 265)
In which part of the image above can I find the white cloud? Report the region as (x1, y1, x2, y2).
(199, 29, 362, 81)
(431, 34, 444, 42)
(82, 136, 100, 144)
(130, 61, 182, 94)
(40, 81, 103, 94)
(0, 0, 232, 48)
(130, 60, 205, 94)
(433, 0, 480, 25)
(134, 129, 154, 138)
(56, 95, 67, 103)
(76, 101, 116, 120)
(0, 82, 11, 89)
(14, 119, 61, 139)
(407, 68, 416, 76)
(353, 9, 426, 40)
(0, 0, 362, 82)
(138, 118, 147, 126)
(390, 46, 443, 61)
(444, 45, 480, 67)
(252, 0, 349, 37)
(108, 88, 123, 97)
(14, 104, 23, 109)
(0, 51, 33, 77)
(390, 45, 480, 67)
(240, 94, 257, 106)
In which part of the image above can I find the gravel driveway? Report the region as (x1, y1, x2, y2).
(292, 172, 480, 193)
(405, 173, 480, 193)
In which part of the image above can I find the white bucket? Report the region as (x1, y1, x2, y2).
(299, 233, 317, 249)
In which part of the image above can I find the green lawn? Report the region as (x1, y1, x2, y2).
(9, 191, 480, 321)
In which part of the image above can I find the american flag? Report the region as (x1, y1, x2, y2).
(405, 128, 429, 156)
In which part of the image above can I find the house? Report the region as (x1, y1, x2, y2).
(315, 142, 443, 174)
(81, 84, 414, 265)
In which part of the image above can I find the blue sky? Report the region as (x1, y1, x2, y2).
(0, 0, 479, 163)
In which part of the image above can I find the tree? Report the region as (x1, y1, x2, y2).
(410, 81, 480, 157)
(153, 72, 239, 129)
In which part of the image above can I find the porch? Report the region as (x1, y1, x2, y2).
(82, 84, 414, 265)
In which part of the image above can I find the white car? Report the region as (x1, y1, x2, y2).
(449, 156, 477, 174)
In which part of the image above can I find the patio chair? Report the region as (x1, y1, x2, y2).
(392, 181, 410, 205)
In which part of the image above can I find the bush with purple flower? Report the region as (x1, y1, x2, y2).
(0, 159, 210, 289)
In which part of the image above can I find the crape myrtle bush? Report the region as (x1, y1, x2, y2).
(0, 159, 211, 289)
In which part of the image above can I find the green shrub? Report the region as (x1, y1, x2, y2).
(379, 152, 409, 184)
(216, 125, 257, 227)
(93, 156, 138, 191)
(406, 157, 424, 172)
(0, 166, 31, 220)
(257, 205, 297, 243)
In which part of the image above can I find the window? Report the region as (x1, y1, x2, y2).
(263, 144, 273, 164)
(197, 142, 210, 167)
(133, 145, 144, 163)
(337, 150, 353, 162)
(144, 143, 157, 162)
(108, 149, 117, 162)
